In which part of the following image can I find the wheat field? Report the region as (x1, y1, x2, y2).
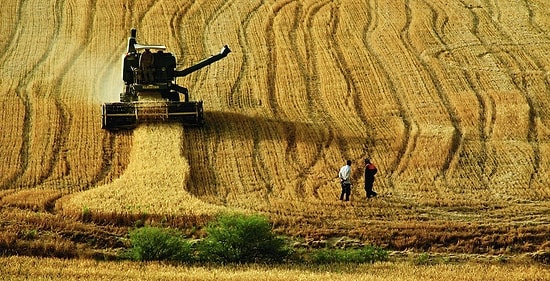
(1, 0, 550, 274)
(1, 256, 549, 281)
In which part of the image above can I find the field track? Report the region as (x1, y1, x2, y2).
(1, 0, 550, 254)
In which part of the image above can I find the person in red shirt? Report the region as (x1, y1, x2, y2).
(364, 158, 378, 199)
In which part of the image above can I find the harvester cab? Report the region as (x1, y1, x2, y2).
(101, 28, 231, 130)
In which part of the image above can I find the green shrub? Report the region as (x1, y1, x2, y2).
(198, 213, 291, 263)
(413, 252, 431, 265)
(124, 226, 192, 262)
(310, 245, 388, 264)
(82, 206, 92, 222)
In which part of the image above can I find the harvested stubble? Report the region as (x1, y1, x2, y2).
(1, 0, 550, 258)
(0, 256, 549, 281)
(2, 189, 61, 211)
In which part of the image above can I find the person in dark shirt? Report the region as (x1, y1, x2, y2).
(139, 49, 154, 83)
(364, 158, 378, 199)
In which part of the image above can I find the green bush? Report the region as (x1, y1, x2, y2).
(124, 226, 192, 262)
(310, 245, 388, 264)
(120, 215, 388, 265)
(413, 252, 431, 265)
(198, 213, 291, 263)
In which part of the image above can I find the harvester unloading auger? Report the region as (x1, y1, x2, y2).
(101, 28, 230, 130)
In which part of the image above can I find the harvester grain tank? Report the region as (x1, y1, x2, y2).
(101, 28, 230, 129)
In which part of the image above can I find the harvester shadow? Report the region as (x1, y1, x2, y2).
(199, 110, 368, 144)
(182, 111, 369, 200)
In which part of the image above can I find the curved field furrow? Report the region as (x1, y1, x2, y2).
(267, 1, 322, 200)
(402, 0, 464, 184)
(454, 2, 541, 198)
(0, 0, 25, 188)
(234, 1, 267, 110)
(284, 1, 353, 201)
(277, 2, 303, 169)
(523, 0, 548, 37)
(35, 0, 96, 188)
(168, 3, 191, 55)
(229, 0, 272, 115)
(366, 0, 421, 182)
(238, 1, 284, 200)
(86, 132, 130, 189)
(525, 0, 550, 198)
(176, 0, 229, 97)
(167, 1, 242, 204)
(83, 3, 144, 188)
(5, 0, 60, 189)
(0, 0, 22, 61)
(203, 0, 264, 110)
(306, 1, 372, 198)
(196, 1, 304, 205)
(250, 118, 276, 202)
(187, 0, 276, 206)
(368, 1, 458, 192)
(362, 0, 412, 186)
(410, 1, 502, 196)
(494, 0, 550, 193)
(303, 1, 373, 200)
(190, 0, 248, 201)
(420, 1, 544, 198)
(425, 0, 493, 191)
(264, 1, 289, 118)
(304, 2, 354, 199)
(291, 0, 337, 198)
(58, 0, 130, 190)
(329, 2, 376, 159)
(468, 2, 541, 195)
(448, 9, 506, 192)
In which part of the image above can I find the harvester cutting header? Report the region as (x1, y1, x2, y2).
(101, 28, 230, 129)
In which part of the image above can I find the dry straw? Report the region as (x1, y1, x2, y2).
(1, 256, 548, 281)
(62, 123, 222, 217)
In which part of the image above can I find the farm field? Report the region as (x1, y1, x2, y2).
(1, 255, 549, 281)
(0, 0, 549, 277)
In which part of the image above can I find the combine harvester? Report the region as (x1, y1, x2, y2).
(101, 28, 230, 129)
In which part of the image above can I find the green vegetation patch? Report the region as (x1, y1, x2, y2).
(121, 213, 389, 265)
